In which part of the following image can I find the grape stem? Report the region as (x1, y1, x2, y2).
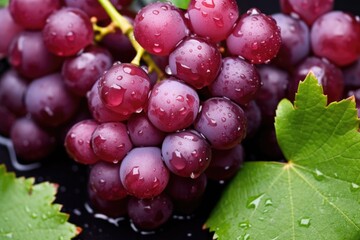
(97, 0, 164, 79)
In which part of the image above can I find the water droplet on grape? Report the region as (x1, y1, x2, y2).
(65, 31, 75, 42)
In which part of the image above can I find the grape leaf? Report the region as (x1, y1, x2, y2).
(0, 165, 80, 240)
(168, 0, 190, 9)
(0, 0, 8, 7)
(206, 73, 360, 240)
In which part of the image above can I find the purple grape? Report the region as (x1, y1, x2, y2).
(42, 7, 94, 56)
(62, 45, 113, 96)
(8, 31, 64, 79)
(88, 186, 128, 218)
(64, 0, 131, 21)
(127, 193, 173, 230)
(99, 27, 136, 63)
(255, 65, 289, 125)
(194, 97, 247, 150)
(89, 162, 128, 201)
(161, 130, 212, 178)
(271, 13, 310, 69)
(0, 69, 28, 116)
(127, 112, 166, 147)
(134, 2, 188, 56)
(288, 57, 344, 103)
(227, 8, 281, 64)
(0, 7, 23, 59)
(119, 147, 169, 199)
(91, 122, 133, 163)
(87, 81, 132, 123)
(0, 106, 17, 137)
(168, 37, 222, 89)
(310, 11, 360, 67)
(25, 73, 80, 127)
(205, 144, 244, 181)
(10, 117, 56, 161)
(280, 0, 334, 26)
(186, 0, 239, 42)
(98, 63, 151, 115)
(147, 79, 200, 132)
(343, 59, 360, 92)
(242, 101, 262, 137)
(209, 57, 261, 105)
(9, 0, 61, 30)
(64, 119, 99, 165)
(166, 173, 207, 203)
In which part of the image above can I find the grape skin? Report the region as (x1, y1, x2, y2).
(147, 79, 200, 132)
(42, 7, 94, 57)
(91, 122, 133, 163)
(194, 97, 247, 150)
(120, 147, 169, 199)
(161, 130, 212, 178)
(134, 2, 188, 56)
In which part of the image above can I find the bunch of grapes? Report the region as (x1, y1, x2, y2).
(1, 0, 360, 233)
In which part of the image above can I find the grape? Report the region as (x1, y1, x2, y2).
(10, 117, 56, 161)
(242, 101, 262, 137)
(8, 31, 64, 79)
(127, 112, 166, 147)
(62, 45, 113, 96)
(255, 65, 289, 125)
(127, 193, 173, 230)
(134, 2, 188, 56)
(288, 57, 344, 103)
(0, 69, 28, 116)
(88, 162, 128, 201)
(343, 59, 360, 92)
(9, 0, 61, 30)
(194, 97, 247, 149)
(310, 11, 360, 67)
(25, 73, 80, 127)
(186, 0, 239, 42)
(161, 130, 212, 178)
(0, 106, 17, 137)
(64, 119, 99, 165)
(99, 27, 136, 63)
(205, 144, 244, 180)
(42, 7, 94, 56)
(88, 186, 128, 218)
(168, 37, 222, 89)
(87, 81, 132, 123)
(209, 57, 261, 105)
(280, 0, 334, 25)
(119, 147, 169, 199)
(271, 13, 310, 69)
(64, 0, 131, 21)
(91, 122, 133, 163)
(0, 7, 23, 59)
(226, 8, 281, 64)
(166, 173, 207, 203)
(97, 62, 151, 115)
(147, 79, 200, 132)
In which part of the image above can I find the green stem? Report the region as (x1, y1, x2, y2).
(97, 0, 165, 78)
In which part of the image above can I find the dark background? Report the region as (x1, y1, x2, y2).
(1, 0, 360, 239)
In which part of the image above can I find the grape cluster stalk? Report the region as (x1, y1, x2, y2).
(0, 0, 360, 233)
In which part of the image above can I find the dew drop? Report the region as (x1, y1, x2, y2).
(246, 193, 264, 209)
(350, 182, 360, 192)
(4, 232, 13, 238)
(298, 217, 311, 227)
(238, 220, 251, 229)
(264, 198, 273, 206)
(65, 31, 75, 41)
(314, 168, 325, 181)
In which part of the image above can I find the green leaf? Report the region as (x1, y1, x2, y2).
(0, 0, 9, 7)
(206, 73, 360, 240)
(0, 165, 80, 240)
(168, 0, 190, 9)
